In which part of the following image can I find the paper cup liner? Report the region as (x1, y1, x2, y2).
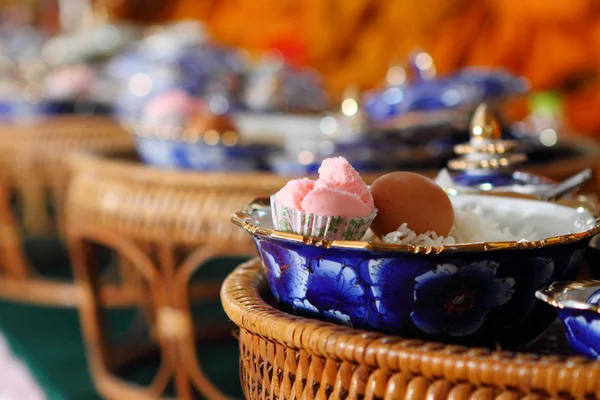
(271, 195, 377, 241)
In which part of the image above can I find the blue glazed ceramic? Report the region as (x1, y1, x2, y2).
(267, 140, 448, 176)
(363, 67, 528, 123)
(130, 121, 277, 172)
(0, 100, 46, 121)
(134, 136, 275, 172)
(41, 100, 114, 116)
(243, 56, 329, 113)
(450, 171, 555, 193)
(536, 280, 600, 358)
(363, 79, 480, 121)
(0, 99, 103, 121)
(232, 194, 599, 349)
(107, 40, 246, 95)
(456, 67, 529, 98)
(108, 41, 248, 120)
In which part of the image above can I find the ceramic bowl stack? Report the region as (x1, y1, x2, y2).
(264, 53, 598, 179)
(107, 24, 600, 180)
(129, 116, 276, 172)
(363, 51, 529, 129)
(110, 21, 335, 173)
(0, 20, 142, 120)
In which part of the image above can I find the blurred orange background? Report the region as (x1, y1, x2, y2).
(103, 0, 600, 135)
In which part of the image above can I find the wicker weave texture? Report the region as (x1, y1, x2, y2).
(67, 152, 290, 245)
(222, 259, 600, 400)
(0, 116, 133, 235)
(0, 116, 134, 306)
(0, 117, 133, 185)
(66, 151, 297, 399)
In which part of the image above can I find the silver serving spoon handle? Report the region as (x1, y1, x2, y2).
(540, 168, 593, 202)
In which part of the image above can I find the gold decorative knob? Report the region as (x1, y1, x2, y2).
(385, 59, 407, 86)
(447, 102, 527, 172)
(470, 103, 501, 142)
(410, 50, 437, 81)
(340, 85, 361, 116)
(336, 85, 367, 138)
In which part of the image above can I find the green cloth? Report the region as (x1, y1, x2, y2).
(0, 238, 248, 399)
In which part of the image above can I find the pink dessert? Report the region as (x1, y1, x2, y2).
(273, 157, 374, 218)
(271, 157, 377, 240)
(302, 188, 372, 217)
(142, 89, 205, 125)
(318, 157, 375, 209)
(274, 178, 315, 210)
(44, 65, 96, 99)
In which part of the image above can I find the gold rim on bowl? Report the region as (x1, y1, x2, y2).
(453, 140, 519, 155)
(122, 120, 241, 147)
(535, 280, 600, 314)
(447, 153, 528, 171)
(231, 197, 600, 254)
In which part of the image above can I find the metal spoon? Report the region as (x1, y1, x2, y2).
(539, 168, 593, 202)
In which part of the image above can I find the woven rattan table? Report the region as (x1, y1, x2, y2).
(0, 116, 134, 306)
(222, 258, 600, 400)
(65, 151, 292, 399)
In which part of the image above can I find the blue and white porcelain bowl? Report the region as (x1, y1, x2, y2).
(128, 120, 275, 172)
(364, 67, 528, 125)
(232, 194, 599, 349)
(536, 280, 600, 358)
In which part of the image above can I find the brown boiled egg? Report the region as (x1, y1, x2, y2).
(370, 171, 454, 238)
(188, 111, 237, 133)
(186, 112, 240, 146)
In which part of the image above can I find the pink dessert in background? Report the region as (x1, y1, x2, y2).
(273, 157, 374, 218)
(44, 64, 97, 99)
(143, 89, 205, 125)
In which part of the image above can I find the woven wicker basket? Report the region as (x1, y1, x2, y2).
(222, 258, 600, 400)
(0, 116, 134, 306)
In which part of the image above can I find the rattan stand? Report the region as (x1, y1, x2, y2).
(0, 116, 134, 306)
(66, 151, 289, 399)
(222, 258, 600, 400)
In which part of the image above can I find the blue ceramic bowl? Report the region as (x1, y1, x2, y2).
(0, 100, 47, 121)
(455, 67, 530, 98)
(243, 61, 329, 113)
(232, 194, 599, 349)
(129, 121, 275, 172)
(451, 170, 552, 189)
(364, 67, 528, 123)
(536, 280, 600, 358)
(363, 79, 481, 121)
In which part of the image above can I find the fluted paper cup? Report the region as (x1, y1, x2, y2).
(270, 195, 376, 241)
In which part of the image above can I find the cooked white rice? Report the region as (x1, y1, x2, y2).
(381, 206, 537, 245)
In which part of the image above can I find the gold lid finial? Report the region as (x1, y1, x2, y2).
(340, 84, 361, 117)
(386, 58, 407, 86)
(335, 84, 367, 138)
(470, 103, 501, 142)
(447, 103, 527, 171)
(410, 50, 436, 81)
